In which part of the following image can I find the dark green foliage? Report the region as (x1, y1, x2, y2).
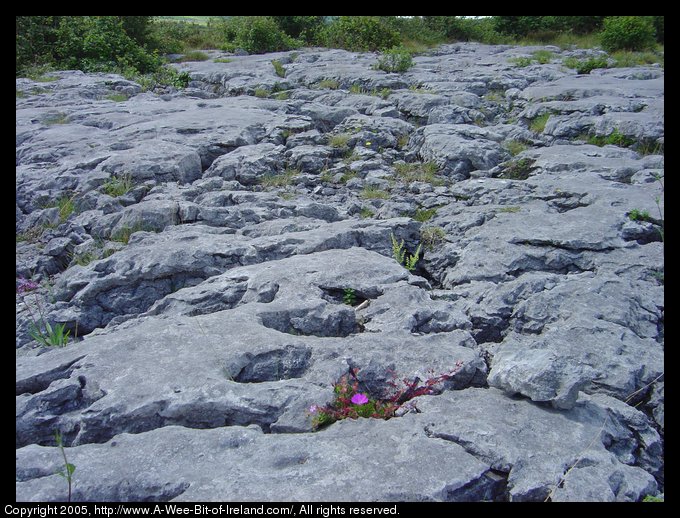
(221, 16, 298, 54)
(323, 16, 400, 52)
(494, 16, 604, 38)
(17, 16, 161, 76)
(272, 16, 325, 43)
(652, 16, 664, 43)
(148, 20, 224, 54)
(600, 16, 656, 52)
(16, 16, 60, 74)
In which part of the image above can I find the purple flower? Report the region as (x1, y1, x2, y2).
(16, 277, 39, 294)
(308, 405, 318, 414)
(351, 393, 369, 405)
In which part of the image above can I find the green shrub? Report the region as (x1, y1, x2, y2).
(376, 46, 413, 73)
(503, 140, 528, 156)
(587, 129, 636, 148)
(272, 16, 325, 44)
(102, 173, 133, 197)
(221, 16, 298, 54)
(413, 207, 438, 222)
(499, 158, 537, 180)
(54, 16, 161, 74)
(510, 56, 533, 67)
(600, 16, 656, 52)
(323, 16, 400, 52)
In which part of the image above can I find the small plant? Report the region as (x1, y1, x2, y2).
(54, 431, 75, 503)
(562, 56, 609, 74)
(587, 129, 636, 148)
(360, 186, 390, 200)
(532, 49, 554, 64)
(43, 112, 69, 125)
(179, 50, 210, 62)
(510, 56, 533, 67)
(260, 168, 299, 189)
(44, 194, 77, 224)
(308, 363, 464, 430)
(253, 87, 269, 98)
(420, 226, 446, 251)
(328, 133, 352, 149)
(359, 207, 375, 219)
(102, 173, 133, 197)
(271, 59, 286, 78)
(105, 92, 128, 102)
(498, 206, 522, 213)
(29, 320, 70, 347)
(413, 207, 438, 222)
(498, 158, 537, 180)
(394, 161, 444, 186)
(110, 221, 149, 244)
(628, 208, 652, 222)
(529, 113, 551, 133)
(317, 79, 339, 90)
(642, 495, 664, 502)
(390, 232, 421, 271)
(213, 57, 233, 63)
(376, 46, 414, 73)
(503, 140, 528, 156)
(343, 288, 357, 306)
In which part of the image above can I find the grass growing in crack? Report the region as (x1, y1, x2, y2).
(213, 58, 233, 63)
(498, 158, 537, 180)
(253, 88, 269, 98)
(44, 194, 77, 224)
(413, 207, 438, 222)
(359, 207, 375, 219)
(360, 186, 390, 200)
(271, 59, 286, 78)
(420, 226, 446, 251)
(532, 50, 554, 64)
(587, 129, 636, 148)
(503, 140, 529, 156)
(529, 113, 551, 133)
(498, 206, 522, 213)
(105, 93, 128, 102)
(43, 112, 69, 125)
(317, 79, 339, 90)
(102, 173, 133, 197)
(562, 56, 610, 74)
(260, 168, 299, 189)
(328, 133, 352, 149)
(394, 161, 444, 186)
(110, 221, 152, 244)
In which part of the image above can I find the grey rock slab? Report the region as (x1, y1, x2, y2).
(410, 124, 509, 179)
(415, 387, 658, 501)
(16, 417, 496, 502)
(520, 74, 664, 103)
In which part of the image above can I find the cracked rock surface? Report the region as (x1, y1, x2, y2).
(16, 43, 663, 502)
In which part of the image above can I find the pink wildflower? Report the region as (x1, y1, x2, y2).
(351, 393, 369, 405)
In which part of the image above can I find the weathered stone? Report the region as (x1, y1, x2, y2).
(16, 42, 663, 502)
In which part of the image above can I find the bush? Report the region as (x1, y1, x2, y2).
(221, 16, 298, 54)
(272, 16, 325, 44)
(323, 16, 400, 52)
(600, 16, 656, 52)
(54, 16, 161, 73)
(376, 46, 413, 73)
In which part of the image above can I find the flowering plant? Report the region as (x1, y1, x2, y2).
(308, 361, 464, 430)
